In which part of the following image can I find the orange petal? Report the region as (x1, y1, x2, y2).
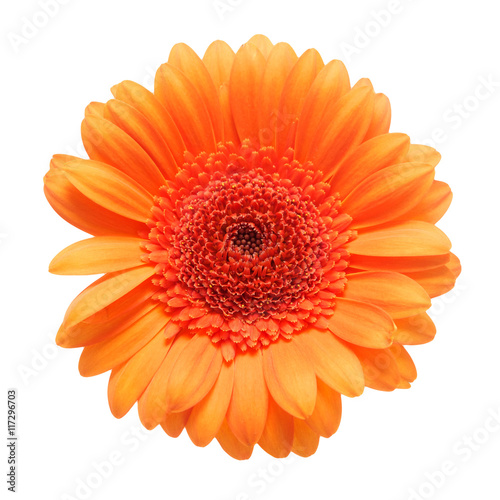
(104, 99, 178, 179)
(343, 162, 435, 229)
(348, 253, 451, 273)
(329, 298, 395, 348)
(342, 271, 431, 319)
(216, 419, 254, 460)
(399, 180, 453, 224)
(85, 101, 105, 117)
(294, 329, 364, 397)
(404, 144, 441, 167)
(169, 43, 224, 142)
(258, 42, 298, 147)
(258, 395, 294, 458)
(108, 331, 172, 418)
(186, 361, 234, 447)
(63, 266, 156, 329)
(351, 345, 401, 391)
(247, 34, 273, 58)
(79, 304, 170, 376)
(447, 252, 462, 279)
(229, 43, 266, 146)
(202, 40, 235, 89)
(49, 236, 144, 275)
(389, 343, 417, 383)
(291, 418, 319, 457)
(154, 63, 216, 155)
(111, 80, 186, 167)
(164, 335, 222, 413)
(363, 93, 391, 141)
(219, 83, 239, 144)
(61, 159, 154, 222)
(138, 335, 191, 429)
(227, 350, 268, 446)
(331, 133, 410, 197)
(275, 49, 324, 155)
(81, 115, 165, 193)
(57, 280, 157, 348)
(347, 221, 452, 258)
(393, 313, 436, 345)
(263, 339, 317, 418)
(294, 59, 351, 162)
(309, 86, 375, 179)
(44, 155, 145, 237)
(161, 410, 191, 437)
(305, 378, 342, 438)
(404, 264, 457, 298)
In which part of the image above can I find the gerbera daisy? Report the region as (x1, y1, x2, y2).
(44, 34, 461, 459)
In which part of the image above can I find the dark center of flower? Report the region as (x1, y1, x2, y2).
(229, 222, 264, 255)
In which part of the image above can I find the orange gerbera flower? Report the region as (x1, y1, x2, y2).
(44, 35, 461, 459)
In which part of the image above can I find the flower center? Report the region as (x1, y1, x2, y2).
(145, 142, 355, 351)
(230, 222, 264, 256)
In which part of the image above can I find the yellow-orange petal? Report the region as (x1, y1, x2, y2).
(329, 298, 395, 348)
(258, 42, 298, 147)
(305, 378, 342, 438)
(137, 335, 191, 429)
(343, 162, 435, 229)
(154, 63, 216, 155)
(393, 313, 437, 345)
(309, 86, 375, 179)
(110, 80, 186, 167)
(263, 339, 317, 419)
(363, 93, 391, 141)
(342, 271, 431, 319)
(351, 345, 401, 391)
(61, 159, 154, 222)
(168, 43, 224, 142)
(331, 133, 410, 196)
(62, 266, 156, 329)
(247, 34, 273, 58)
(79, 304, 170, 376)
(294, 59, 351, 162)
(347, 221, 452, 258)
(81, 115, 165, 193)
(258, 395, 294, 458)
(186, 361, 234, 447)
(49, 236, 144, 275)
(216, 419, 254, 460)
(291, 418, 320, 457)
(44, 156, 145, 237)
(108, 331, 172, 418)
(294, 329, 364, 397)
(227, 350, 268, 446)
(275, 49, 324, 155)
(164, 335, 222, 413)
(104, 99, 178, 179)
(229, 43, 266, 146)
(399, 180, 453, 224)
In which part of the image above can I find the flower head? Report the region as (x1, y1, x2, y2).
(45, 35, 460, 459)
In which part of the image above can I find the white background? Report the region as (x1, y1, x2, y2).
(2, 0, 499, 499)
